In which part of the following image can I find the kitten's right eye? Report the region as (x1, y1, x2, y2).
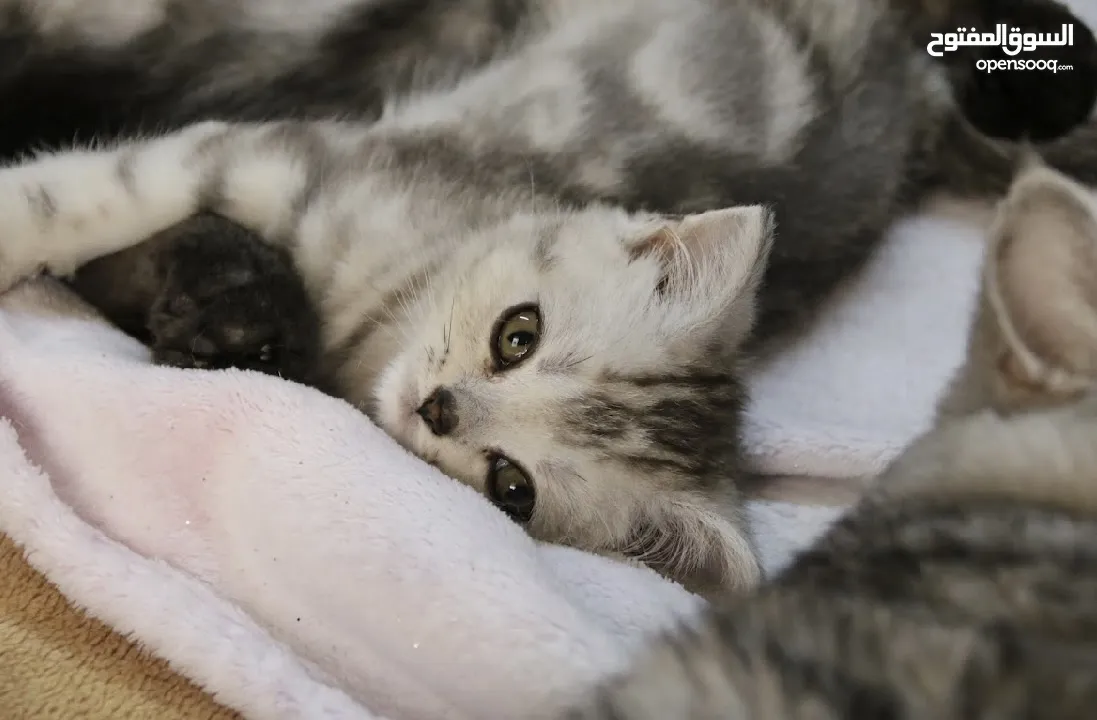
(491, 303, 541, 370)
(486, 454, 535, 523)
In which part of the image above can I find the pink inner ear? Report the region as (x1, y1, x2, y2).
(628, 226, 678, 265)
(628, 226, 679, 294)
(996, 201, 1097, 377)
(983, 164, 1097, 401)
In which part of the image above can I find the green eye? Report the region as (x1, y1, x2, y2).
(486, 454, 535, 523)
(491, 303, 541, 370)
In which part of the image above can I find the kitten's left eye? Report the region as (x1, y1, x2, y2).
(491, 303, 541, 370)
(486, 454, 536, 523)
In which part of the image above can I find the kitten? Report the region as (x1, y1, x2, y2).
(0, 0, 1095, 597)
(560, 163, 1097, 719)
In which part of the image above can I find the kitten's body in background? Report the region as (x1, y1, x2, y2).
(4, 0, 1096, 341)
(0, 0, 1095, 596)
(564, 164, 1097, 718)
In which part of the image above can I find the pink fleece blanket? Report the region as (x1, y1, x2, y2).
(0, 277, 706, 720)
(0, 206, 987, 719)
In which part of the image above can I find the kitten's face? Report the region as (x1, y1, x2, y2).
(374, 204, 774, 595)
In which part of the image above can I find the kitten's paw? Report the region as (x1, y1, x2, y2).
(147, 214, 322, 384)
(0, 187, 47, 294)
(0, 254, 41, 295)
(952, 0, 1097, 141)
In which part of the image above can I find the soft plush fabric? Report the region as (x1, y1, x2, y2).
(0, 199, 989, 719)
(743, 209, 986, 480)
(0, 533, 240, 720)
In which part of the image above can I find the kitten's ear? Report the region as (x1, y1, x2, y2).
(629, 206, 775, 339)
(625, 496, 760, 599)
(985, 165, 1097, 397)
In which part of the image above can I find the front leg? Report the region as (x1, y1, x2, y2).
(0, 120, 345, 291)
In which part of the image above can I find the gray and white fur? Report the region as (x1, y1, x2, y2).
(560, 164, 1097, 718)
(0, 0, 1095, 597)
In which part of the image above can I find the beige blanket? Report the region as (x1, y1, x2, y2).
(0, 532, 237, 719)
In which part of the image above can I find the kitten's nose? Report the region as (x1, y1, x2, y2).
(416, 387, 458, 436)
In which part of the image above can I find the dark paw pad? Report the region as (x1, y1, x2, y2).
(950, 0, 1097, 141)
(147, 214, 321, 384)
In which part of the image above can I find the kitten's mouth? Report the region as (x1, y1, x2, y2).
(384, 404, 451, 476)
(381, 384, 428, 450)
(373, 362, 438, 458)
(380, 411, 423, 460)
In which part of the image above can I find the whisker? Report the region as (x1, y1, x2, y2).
(190, 332, 209, 356)
(525, 158, 537, 203)
(563, 353, 595, 371)
(445, 297, 456, 354)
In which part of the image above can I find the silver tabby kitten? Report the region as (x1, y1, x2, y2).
(561, 163, 1097, 719)
(0, 0, 1094, 597)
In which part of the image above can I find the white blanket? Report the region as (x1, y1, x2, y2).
(0, 206, 988, 720)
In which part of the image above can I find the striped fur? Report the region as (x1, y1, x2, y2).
(0, 0, 1094, 596)
(561, 165, 1097, 718)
